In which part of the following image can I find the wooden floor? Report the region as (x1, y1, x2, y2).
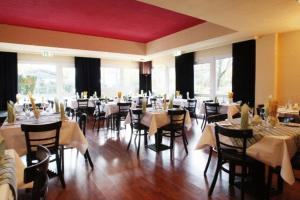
(45, 119, 300, 200)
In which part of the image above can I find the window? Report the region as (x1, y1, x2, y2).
(194, 63, 211, 95)
(101, 66, 139, 97)
(18, 64, 57, 99)
(194, 56, 232, 100)
(152, 65, 175, 96)
(215, 58, 232, 95)
(17, 54, 75, 100)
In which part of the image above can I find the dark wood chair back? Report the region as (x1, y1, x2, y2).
(214, 124, 253, 162)
(77, 99, 89, 109)
(24, 145, 50, 200)
(129, 109, 143, 129)
(117, 102, 131, 116)
(186, 99, 197, 113)
(167, 109, 186, 131)
(204, 102, 220, 117)
(207, 114, 228, 124)
(21, 121, 62, 164)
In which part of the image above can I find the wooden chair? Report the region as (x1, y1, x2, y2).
(76, 99, 89, 120)
(159, 109, 187, 159)
(92, 101, 106, 132)
(115, 102, 131, 134)
(202, 102, 220, 131)
(209, 124, 258, 200)
(200, 100, 214, 129)
(203, 113, 228, 175)
(77, 113, 94, 169)
(185, 99, 198, 124)
(22, 145, 50, 200)
(127, 109, 148, 156)
(21, 121, 65, 188)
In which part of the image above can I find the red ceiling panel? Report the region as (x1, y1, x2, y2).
(0, 0, 205, 43)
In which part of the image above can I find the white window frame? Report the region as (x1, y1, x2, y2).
(194, 54, 232, 100)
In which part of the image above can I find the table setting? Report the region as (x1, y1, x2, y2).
(0, 99, 88, 157)
(196, 100, 300, 185)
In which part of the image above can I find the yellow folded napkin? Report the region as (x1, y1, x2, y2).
(240, 104, 249, 129)
(142, 98, 147, 113)
(168, 95, 174, 109)
(55, 98, 59, 113)
(7, 102, 16, 123)
(60, 102, 67, 120)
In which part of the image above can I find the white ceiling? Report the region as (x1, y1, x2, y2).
(140, 0, 300, 36)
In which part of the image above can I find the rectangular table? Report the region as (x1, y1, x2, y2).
(0, 113, 88, 156)
(195, 119, 300, 185)
(125, 108, 192, 152)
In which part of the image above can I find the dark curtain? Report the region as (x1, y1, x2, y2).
(0, 52, 18, 111)
(232, 40, 256, 107)
(75, 57, 101, 97)
(175, 52, 194, 99)
(139, 61, 152, 95)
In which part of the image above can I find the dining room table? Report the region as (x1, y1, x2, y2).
(125, 108, 192, 152)
(0, 149, 33, 200)
(195, 118, 300, 186)
(0, 112, 88, 157)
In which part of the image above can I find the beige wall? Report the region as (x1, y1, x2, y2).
(277, 30, 300, 104)
(255, 34, 278, 106)
(0, 24, 146, 55)
(146, 22, 235, 55)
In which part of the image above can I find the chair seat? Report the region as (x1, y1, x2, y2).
(222, 150, 258, 166)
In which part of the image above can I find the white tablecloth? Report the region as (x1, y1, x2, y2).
(0, 115, 88, 156)
(103, 102, 119, 117)
(125, 109, 192, 136)
(195, 121, 300, 185)
(0, 149, 32, 200)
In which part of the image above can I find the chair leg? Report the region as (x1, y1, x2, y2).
(144, 129, 148, 146)
(137, 130, 141, 156)
(204, 146, 213, 175)
(266, 167, 273, 200)
(241, 164, 247, 200)
(127, 127, 133, 150)
(201, 115, 206, 129)
(195, 115, 199, 124)
(56, 152, 66, 188)
(84, 150, 94, 169)
(208, 158, 221, 196)
(170, 131, 175, 159)
(182, 132, 188, 154)
(202, 119, 207, 132)
(61, 146, 64, 175)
